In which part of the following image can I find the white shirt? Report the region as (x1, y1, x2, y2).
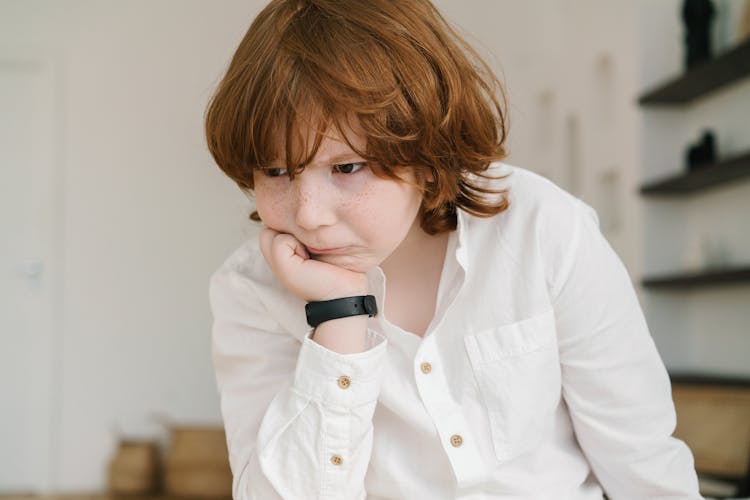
(209, 163, 702, 499)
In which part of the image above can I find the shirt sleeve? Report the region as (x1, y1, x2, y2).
(545, 197, 702, 499)
(209, 264, 388, 500)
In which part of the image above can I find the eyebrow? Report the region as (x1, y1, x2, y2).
(322, 152, 366, 164)
(271, 151, 366, 167)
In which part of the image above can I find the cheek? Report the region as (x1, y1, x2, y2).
(380, 179, 422, 217)
(254, 185, 290, 229)
(344, 183, 421, 240)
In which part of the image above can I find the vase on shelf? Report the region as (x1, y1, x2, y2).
(682, 0, 716, 69)
(685, 130, 717, 172)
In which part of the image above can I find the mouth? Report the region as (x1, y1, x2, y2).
(305, 246, 351, 255)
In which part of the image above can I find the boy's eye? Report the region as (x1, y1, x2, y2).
(262, 167, 288, 177)
(333, 162, 366, 174)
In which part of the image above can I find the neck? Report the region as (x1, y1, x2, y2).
(380, 220, 450, 282)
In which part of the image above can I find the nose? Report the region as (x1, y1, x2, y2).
(292, 172, 337, 231)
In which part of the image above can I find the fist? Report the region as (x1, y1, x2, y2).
(258, 227, 369, 302)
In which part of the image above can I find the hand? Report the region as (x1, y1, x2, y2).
(258, 227, 369, 302)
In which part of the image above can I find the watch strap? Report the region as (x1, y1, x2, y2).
(305, 295, 378, 328)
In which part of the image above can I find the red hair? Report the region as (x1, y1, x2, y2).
(205, 0, 511, 234)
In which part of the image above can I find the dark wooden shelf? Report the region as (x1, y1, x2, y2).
(640, 150, 750, 195)
(642, 265, 750, 289)
(638, 37, 750, 105)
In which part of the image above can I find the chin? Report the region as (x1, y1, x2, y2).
(314, 254, 379, 274)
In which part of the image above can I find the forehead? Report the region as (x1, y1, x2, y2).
(272, 116, 368, 166)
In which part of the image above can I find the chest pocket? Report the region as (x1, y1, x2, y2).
(463, 308, 562, 462)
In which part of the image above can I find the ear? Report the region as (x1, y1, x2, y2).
(424, 166, 436, 183)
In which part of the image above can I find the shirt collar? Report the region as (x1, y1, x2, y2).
(367, 207, 470, 292)
(454, 207, 470, 272)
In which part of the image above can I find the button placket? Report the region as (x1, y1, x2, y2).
(413, 336, 489, 483)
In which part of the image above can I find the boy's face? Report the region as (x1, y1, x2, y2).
(253, 124, 424, 274)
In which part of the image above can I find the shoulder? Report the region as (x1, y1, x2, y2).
(467, 161, 598, 239)
(493, 162, 586, 216)
(464, 162, 601, 296)
(208, 228, 309, 339)
(209, 229, 267, 297)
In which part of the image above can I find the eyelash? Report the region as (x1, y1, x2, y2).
(262, 162, 367, 178)
(333, 162, 367, 174)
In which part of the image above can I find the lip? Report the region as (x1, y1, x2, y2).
(306, 246, 350, 255)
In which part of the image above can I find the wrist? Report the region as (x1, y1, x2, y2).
(305, 295, 378, 328)
(311, 316, 368, 354)
(316, 277, 369, 302)
(317, 288, 368, 301)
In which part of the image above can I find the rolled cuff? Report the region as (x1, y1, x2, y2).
(293, 329, 388, 409)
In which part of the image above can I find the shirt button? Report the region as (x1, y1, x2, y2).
(450, 434, 463, 447)
(420, 362, 432, 374)
(337, 375, 351, 389)
(330, 454, 343, 466)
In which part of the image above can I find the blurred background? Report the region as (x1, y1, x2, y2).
(2, 0, 749, 497)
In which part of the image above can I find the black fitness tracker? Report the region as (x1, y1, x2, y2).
(305, 295, 378, 328)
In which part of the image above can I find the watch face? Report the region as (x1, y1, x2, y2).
(364, 295, 377, 315)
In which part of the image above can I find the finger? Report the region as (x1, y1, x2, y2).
(293, 238, 310, 260)
(271, 233, 306, 267)
(258, 226, 279, 265)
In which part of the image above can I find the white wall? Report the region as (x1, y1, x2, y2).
(4, 0, 744, 492)
(1, 0, 262, 492)
(435, 0, 641, 275)
(637, 0, 750, 376)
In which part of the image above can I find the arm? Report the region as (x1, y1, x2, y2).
(545, 197, 701, 499)
(209, 265, 387, 499)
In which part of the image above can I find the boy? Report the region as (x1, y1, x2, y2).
(205, 1, 701, 498)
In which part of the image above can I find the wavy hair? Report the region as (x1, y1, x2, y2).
(204, 0, 511, 234)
